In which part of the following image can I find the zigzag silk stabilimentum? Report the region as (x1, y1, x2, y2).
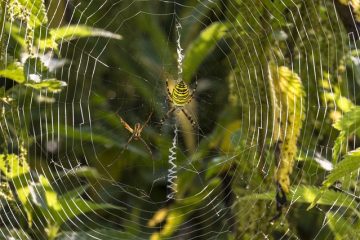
(167, 122, 178, 200)
(269, 64, 305, 193)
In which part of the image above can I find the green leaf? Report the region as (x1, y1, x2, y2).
(29, 182, 47, 209)
(54, 124, 121, 148)
(37, 25, 122, 50)
(61, 184, 90, 200)
(333, 106, 360, 135)
(61, 166, 102, 180)
(50, 25, 122, 41)
(4, 23, 26, 47)
(150, 210, 184, 239)
(182, 0, 221, 45)
(51, 25, 122, 41)
(327, 212, 360, 240)
(0, 154, 33, 225)
(183, 22, 228, 81)
(309, 148, 360, 210)
(333, 131, 346, 164)
(0, 62, 25, 83)
(238, 185, 358, 212)
(205, 156, 232, 180)
(25, 79, 67, 92)
(54, 198, 124, 225)
(323, 148, 360, 188)
(336, 96, 355, 113)
(30, 175, 61, 212)
(262, 0, 288, 26)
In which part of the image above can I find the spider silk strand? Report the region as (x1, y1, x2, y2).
(176, 20, 184, 83)
(167, 123, 178, 200)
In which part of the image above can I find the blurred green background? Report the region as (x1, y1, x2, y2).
(0, 0, 360, 239)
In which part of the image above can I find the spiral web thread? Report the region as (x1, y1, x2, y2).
(2, 1, 357, 238)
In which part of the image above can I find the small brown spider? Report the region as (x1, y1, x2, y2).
(108, 112, 153, 167)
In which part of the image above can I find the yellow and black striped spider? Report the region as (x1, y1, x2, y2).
(160, 79, 197, 127)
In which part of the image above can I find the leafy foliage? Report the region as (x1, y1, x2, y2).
(183, 22, 228, 82)
(323, 148, 360, 188)
(0, 0, 124, 239)
(1, 0, 360, 239)
(327, 212, 360, 240)
(269, 64, 306, 193)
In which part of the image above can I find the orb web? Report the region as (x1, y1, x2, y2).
(0, 0, 359, 239)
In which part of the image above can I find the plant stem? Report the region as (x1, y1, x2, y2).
(0, 0, 6, 63)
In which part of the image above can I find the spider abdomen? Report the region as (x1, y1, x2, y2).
(171, 81, 190, 106)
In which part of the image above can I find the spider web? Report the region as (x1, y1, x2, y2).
(1, 0, 360, 239)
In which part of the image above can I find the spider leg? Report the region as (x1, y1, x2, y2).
(181, 108, 197, 128)
(160, 107, 176, 126)
(121, 134, 135, 154)
(166, 79, 173, 101)
(119, 116, 134, 133)
(186, 80, 197, 104)
(140, 137, 155, 176)
(107, 134, 135, 167)
(139, 137, 153, 158)
(140, 111, 153, 132)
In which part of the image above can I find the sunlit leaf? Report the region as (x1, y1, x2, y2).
(25, 79, 67, 92)
(54, 198, 124, 225)
(30, 175, 61, 211)
(182, 0, 221, 45)
(149, 210, 184, 240)
(333, 131, 346, 164)
(51, 25, 122, 41)
(333, 106, 360, 134)
(0, 62, 25, 83)
(148, 208, 168, 227)
(4, 23, 26, 47)
(338, 0, 360, 21)
(0, 154, 33, 225)
(183, 22, 228, 81)
(309, 147, 360, 210)
(336, 96, 354, 112)
(63, 166, 102, 180)
(238, 185, 358, 213)
(269, 65, 306, 193)
(37, 25, 122, 50)
(323, 148, 360, 188)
